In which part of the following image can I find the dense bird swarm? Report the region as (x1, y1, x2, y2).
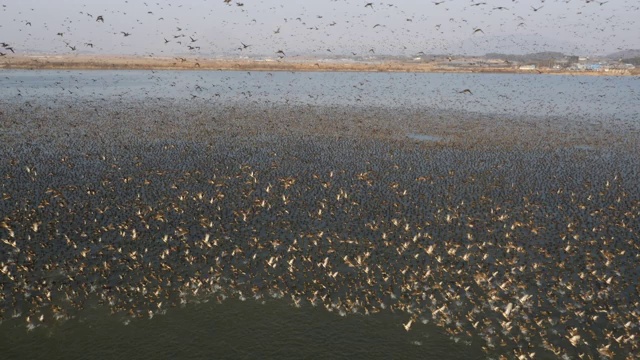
(1, 100, 638, 359)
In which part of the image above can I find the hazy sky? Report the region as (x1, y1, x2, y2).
(1, 0, 638, 57)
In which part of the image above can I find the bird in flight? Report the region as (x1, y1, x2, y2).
(241, 42, 251, 49)
(190, 36, 197, 43)
(458, 89, 473, 95)
(276, 50, 286, 56)
(164, 38, 170, 44)
(403, 318, 413, 331)
(473, 28, 484, 34)
(0, 52, 5, 57)
(121, 32, 131, 37)
(531, 6, 543, 11)
(365, 3, 373, 9)
(96, 15, 104, 22)
(85, 43, 94, 48)
(433, 1, 445, 5)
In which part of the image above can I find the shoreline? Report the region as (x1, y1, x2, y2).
(1, 55, 637, 76)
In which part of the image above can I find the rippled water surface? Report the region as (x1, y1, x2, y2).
(2, 70, 639, 120)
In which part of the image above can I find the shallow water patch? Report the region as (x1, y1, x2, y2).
(407, 133, 443, 142)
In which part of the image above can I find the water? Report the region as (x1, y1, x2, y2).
(1, 69, 639, 121)
(407, 133, 443, 142)
(2, 299, 485, 360)
(1, 70, 638, 359)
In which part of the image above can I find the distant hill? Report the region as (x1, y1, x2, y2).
(606, 49, 640, 60)
(621, 57, 640, 66)
(485, 51, 569, 62)
(451, 34, 580, 56)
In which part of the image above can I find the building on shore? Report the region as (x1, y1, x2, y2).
(518, 64, 536, 70)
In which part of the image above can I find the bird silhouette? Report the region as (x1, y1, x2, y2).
(96, 15, 104, 22)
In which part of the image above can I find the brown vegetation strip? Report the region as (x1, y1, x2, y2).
(1, 55, 637, 75)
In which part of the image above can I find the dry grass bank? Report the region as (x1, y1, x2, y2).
(1, 55, 637, 75)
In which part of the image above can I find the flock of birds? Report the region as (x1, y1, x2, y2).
(0, 0, 634, 60)
(1, 1, 639, 359)
(0, 42, 15, 57)
(1, 92, 639, 359)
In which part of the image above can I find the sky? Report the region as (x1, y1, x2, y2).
(1, 0, 638, 57)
